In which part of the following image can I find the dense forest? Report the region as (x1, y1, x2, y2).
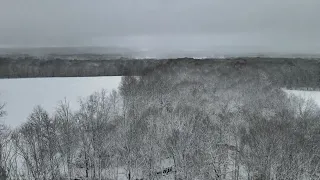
(0, 61, 320, 180)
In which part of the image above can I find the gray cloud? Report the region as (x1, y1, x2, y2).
(0, 0, 320, 52)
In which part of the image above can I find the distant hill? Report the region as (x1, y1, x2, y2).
(0, 46, 140, 60)
(2, 46, 320, 60)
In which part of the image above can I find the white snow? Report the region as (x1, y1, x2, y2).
(0, 76, 122, 128)
(283, 88, 320, 106)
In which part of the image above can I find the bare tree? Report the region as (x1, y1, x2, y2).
(75, 89, 119, 180)
(13, 106, 59, 180)
(55, 98, 78, 180)
(0, 102, 6, 119)
(0, 99, 11, 180)
(0, 124, 10, 180)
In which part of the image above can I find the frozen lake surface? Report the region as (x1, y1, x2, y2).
(284, 88, 320, 106)
(0, 76, 121, 127)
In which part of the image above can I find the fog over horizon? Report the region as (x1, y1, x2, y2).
(1, 0, 320, 55)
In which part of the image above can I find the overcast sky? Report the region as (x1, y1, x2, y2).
(1, 0, 320, 53)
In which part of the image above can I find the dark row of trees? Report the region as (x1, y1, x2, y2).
(0, 65, 320, 180)
(2, 57, 320, 91)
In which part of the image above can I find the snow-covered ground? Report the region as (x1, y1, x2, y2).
(283, 88, 320, 106)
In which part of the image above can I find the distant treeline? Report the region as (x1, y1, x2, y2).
(1, 57, 320, 90)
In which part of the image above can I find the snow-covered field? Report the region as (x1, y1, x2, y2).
(283, 88, 320, 106)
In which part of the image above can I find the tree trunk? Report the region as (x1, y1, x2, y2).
(98, 158, 101, 180)
(93, 158, 96, 180)
(50, 155, 55, 180)
(235, 140, 240, 180)
(173, 156, 177, 180)
(0, 144, 6, 180)
(128, 169, 131, 180)
(148, 158, 153, 180)
(67, 156, 72, 180)
(116, 156, 119, 180)
(182, 153, 188, 180)
(85, 153, 89, 179)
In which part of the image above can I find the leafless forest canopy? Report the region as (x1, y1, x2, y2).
(1, 61, 320, 180)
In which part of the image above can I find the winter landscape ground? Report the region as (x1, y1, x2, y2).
(1, 55, 320, 180)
